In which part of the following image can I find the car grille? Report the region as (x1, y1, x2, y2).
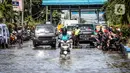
(38, 36, 53, 40)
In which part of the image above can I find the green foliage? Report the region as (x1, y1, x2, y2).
(52, 10, 61, 25)
(25, 16, 35, 25)
(0, 0, 17, 23)
(103, 0, 130, 25)
(0, 0, 61, 25)
(0, 11, 3, 19)
(120, 25, 130, 38)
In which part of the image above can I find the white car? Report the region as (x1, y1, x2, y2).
(0, 24, 10, 48)
(67, 25, 76, 35)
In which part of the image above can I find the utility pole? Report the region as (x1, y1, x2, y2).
(21, 0, 24, 27)
(46, 6, 48, 22)
(30, 0, 32, 15)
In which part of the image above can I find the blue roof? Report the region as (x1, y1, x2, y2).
(42, 0, 107, 5)
(72, 11, 104, 14)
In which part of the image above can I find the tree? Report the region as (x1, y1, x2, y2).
(103, 0, 130, 25)
(52, 10, 61, 25)
(0, 0, 17, 23)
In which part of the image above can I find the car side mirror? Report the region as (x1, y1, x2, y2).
(55, 32, 58, 36)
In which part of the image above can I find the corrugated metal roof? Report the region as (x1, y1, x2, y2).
(42, 0, 107, 5)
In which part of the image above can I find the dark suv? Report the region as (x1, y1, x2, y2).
(78, 24, 96, 46)
(33, 24, 56, 48)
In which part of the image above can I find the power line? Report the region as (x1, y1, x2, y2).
(33, 11, 43, 19)
(32, 10, 42, 16)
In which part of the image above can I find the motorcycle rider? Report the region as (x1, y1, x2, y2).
(10, 30, 17, 44)
(59, 26, 71, 41)
(98, 25, 103, 43)
(57, 23, 64, 34)
(17, 26, 23, 46)
(59, 27, 71, 53)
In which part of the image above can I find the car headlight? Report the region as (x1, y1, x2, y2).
(34, 34, 39, 39)
(91, 35, 95, 37)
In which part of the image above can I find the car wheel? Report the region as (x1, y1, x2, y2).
(33, 42, 37, 47)
(2, 43, 5, 49)
(6, 39, 10, 48)
(51, 44, 56, 49)
(5, 43, 9, 48)
(90, 42, 95, 48)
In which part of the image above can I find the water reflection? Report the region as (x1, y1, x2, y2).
(36, 51, 45, 58)
(59, 57, 72, 69)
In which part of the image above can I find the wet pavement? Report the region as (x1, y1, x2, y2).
(0, 41, 130, 73)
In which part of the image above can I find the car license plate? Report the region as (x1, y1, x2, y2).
(42, 41, 48, 43)
(85, 38, 88, 40)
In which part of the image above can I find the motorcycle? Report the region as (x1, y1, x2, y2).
(10, 33, 17, 45)
(101, 34, 109, 51)
(108, 37, 121, 51)
(60, 40, 72, 60)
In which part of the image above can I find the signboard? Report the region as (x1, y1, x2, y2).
(12, 0, 23, 11)
(0, 0, 4, 3)
(115, 4, 125, 15)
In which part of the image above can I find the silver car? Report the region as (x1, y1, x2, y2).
(33, 24, 56, 48)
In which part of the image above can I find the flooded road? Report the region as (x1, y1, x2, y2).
(0, 41, 130, 73)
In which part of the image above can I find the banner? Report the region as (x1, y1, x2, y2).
(12, 0, 23, 11)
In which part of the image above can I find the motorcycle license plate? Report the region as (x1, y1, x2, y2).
(85, 38, 88, 40)
(62, 43, 68, 45)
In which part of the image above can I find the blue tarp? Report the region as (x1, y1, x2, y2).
(124, 46, 130, 52)
(42, 0, 107, 5)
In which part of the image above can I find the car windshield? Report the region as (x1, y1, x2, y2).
(67, 26, 75, 31)
(36, 26, 54, 33)
(79, 24, 94, 31)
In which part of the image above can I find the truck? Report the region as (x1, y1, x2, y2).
(61, 19, 78, 27)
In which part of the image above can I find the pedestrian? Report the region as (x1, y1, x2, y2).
(74, 25, 80, 46)
(17, 26, 23, 47)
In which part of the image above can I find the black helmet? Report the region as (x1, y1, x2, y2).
(62, 27, 67, 35)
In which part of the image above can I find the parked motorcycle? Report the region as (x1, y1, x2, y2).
(108, 36, 121, 51)
(101, 34, 109, 51)
(60, 40, 72, 60)
(10, 33, 17, 45)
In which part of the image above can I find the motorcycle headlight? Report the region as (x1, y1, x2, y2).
(63, 51, 68, 54)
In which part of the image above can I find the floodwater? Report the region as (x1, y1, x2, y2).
(0, 41, 130, 73)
